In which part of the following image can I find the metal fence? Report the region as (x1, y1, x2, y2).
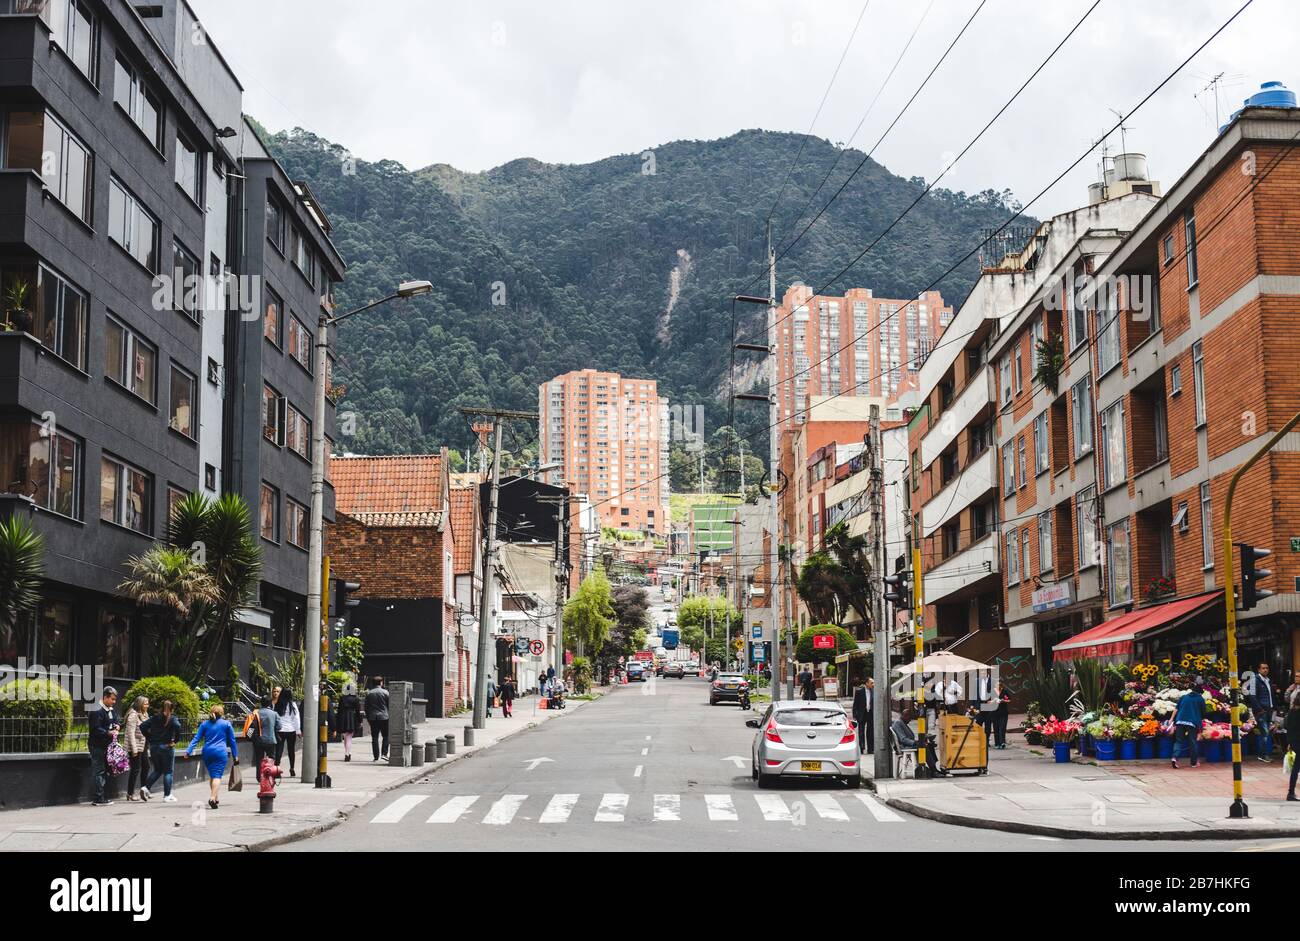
(0, 716, 88, 754)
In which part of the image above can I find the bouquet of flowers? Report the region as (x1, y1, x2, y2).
(1199, 721, 1233, 741)
(1111, 717, 1139, 740)
(1034, 716, 1081, 744)
(1086, 714, 1125, 740)
(1136, 717, 1161, 738)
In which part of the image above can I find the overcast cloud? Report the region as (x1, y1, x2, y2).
(190, 0, 1292, 218)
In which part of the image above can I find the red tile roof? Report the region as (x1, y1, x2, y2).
(449, 486, 479, 574)
(348, 511, 443, 529)
(331, 454, 443, 516)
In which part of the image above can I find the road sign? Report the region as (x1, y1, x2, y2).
(529, 639, 545, 656)
(752, 646, 767, 662)
(751, 624, 762, 639)
(514, 637, 530, 655)
(813, 634, 835, 650)
(732, 637, 744, 651)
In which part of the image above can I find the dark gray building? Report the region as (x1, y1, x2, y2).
(0, 0, 342, 696)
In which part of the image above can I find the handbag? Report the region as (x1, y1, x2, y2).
(105, 730, 130, 776)
(227, 759, 243, 792)
(493, 697, 502, 707)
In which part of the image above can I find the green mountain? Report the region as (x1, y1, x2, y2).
(262, 126, 1029, 461)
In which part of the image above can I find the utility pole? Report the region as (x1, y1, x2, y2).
(461, 406, 540, 730)
(868, 406, 891, 779)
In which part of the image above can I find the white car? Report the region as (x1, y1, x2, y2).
(748, 700, 860, 789)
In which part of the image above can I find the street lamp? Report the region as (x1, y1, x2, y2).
(302, 279, 432, 786)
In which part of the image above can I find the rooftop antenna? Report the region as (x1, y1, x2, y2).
(1195, 72, 1227, 127)
(1108, 107, 1132, 156)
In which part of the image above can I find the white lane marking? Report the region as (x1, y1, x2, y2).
(539, 793, 579, 824)
(721, 756, 747, 768)
(633, 765, 643, 777)
(595, 793, 629, 822)
(754, 794, 793, 822)
(653, 794, 681, 821)
(427, 795, 479, 823)
(641, 748, 649, 756)
(522, 757, 553, 771)
(645, 735, 652, 741)
(805, 793, 849, 821)
(371, 794, 428, 824)
(705, 794, 738, 821)
(483, 794, 528, 825)
(852, 792, 905, 822)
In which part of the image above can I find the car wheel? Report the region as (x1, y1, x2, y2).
(757, 772, 774, 789)
(843, 774, 862, 789)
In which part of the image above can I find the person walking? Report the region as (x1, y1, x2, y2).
(1286, 698, 1300, 801)
(992, 681, 1012, 749)
(249, 695, 280, 771)
(499, 675, 516, 718)
(87, 686, 120, 806)
(140, 699, 182, 802)
(1171, 682, 1206, 769)
(273, 686, 301, 776)
(335, 683, 361, 762)
(1249, 662, 1277, 762)
(486, 677, 498, 718)
(798, 667, 816, 701)
(123, 695, 150, 801)
(185, 704, 239, 809)
(364, 676, 390, 761)
(851, 679, 871, 754)
(1285, 670, 1300, 711)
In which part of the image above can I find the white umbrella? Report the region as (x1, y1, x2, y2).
(890, 651, 997, 699)
(892, 651, 991, 676)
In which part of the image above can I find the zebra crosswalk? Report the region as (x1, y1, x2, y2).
(367, 791, 906, 827)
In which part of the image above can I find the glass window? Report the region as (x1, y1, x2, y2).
(285, 403, 309, 459)
(264, 287, 281, 345)
(113, 54, 161, 149)
(288, 314, 312, 370)
(169, 364, 195, 438)
(1033, 412, 1048, 473)
(0, 419, 81, 518)
(99, 608, 130, 679)
(31, 110, 92, 223)
(1071, 376, 1093, 457)
(166, 485, 187, 526)
(1022, 525, 1031, 580)
(174, 132, 202, 204)
(1013, 345, 1022, 395)
(1201, 481, 1214, 568)
(1077, 486, 1098, 569)
(1101, 400, 1126, 488)
(266, 196, 284, 253)
(260, 482, 279, 542)
(1017, 435, 1026, 488)
(286, 499, 307, 549)
(42, 0, 98, 84)
(1006, 528, 1019, 585)
(1108, 519, 1132, 607)
(104, 315, 156, 404)
(1038, 511, 1053, 573)
(999, 356, 1011, 405)
(1001, 443, 1014, 492)
(31, 263, 86, 369)
(172, 239, 200, 321)
(263, 383, 284, 445)
(1192, 341, 1206, 427)
(35, 599, 72, 665)
(1097, 309, 1120, 374)
(101, 454, 152, 534)
(108, 177, 160, 272)
(1184, 211, 1198, 287)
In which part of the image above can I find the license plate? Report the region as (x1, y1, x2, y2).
(724, 684, 737, 689)
(800, 761, 822, 772)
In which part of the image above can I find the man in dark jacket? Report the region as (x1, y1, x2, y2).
(87, 686, 120, 806)
(798, 668, 816, 701)
(499, 676, 516, 718)
(1249, 663, 1276, 762)
(851, 679, 874, 754)
(364, 677, 390, 762)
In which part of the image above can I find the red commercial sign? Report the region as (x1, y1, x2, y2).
(813, 634, 835, 650)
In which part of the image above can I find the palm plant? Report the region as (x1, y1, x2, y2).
(0, 514, 44, 651)
(118, 546, 219, 676)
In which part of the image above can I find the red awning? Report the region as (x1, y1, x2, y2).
(1051, 591, 1221, 661)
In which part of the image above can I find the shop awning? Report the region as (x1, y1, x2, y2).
(1051, 591, 1222, 661)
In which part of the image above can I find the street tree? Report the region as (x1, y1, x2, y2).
(563, 567, 616, 658)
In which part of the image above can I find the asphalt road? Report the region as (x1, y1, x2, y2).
(277, 672, 1300, 852)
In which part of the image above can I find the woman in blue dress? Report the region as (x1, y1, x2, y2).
(186, 703, 239, 809)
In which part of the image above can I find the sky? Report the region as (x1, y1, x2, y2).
(189, 0, 1293, 220)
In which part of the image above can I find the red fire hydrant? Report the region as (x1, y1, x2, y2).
(257, 756, 282, 814)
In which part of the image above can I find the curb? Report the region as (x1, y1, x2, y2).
(879, 794, 1300, 841)
(244, 690, 606, 851)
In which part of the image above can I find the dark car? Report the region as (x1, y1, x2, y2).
(710, 673, 749, 705)
(664, 662, 685, 679)
(626, 662, 647, 682)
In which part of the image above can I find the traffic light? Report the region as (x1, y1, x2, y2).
(329, 578, 361, 619)
(883, 571, 911, 610)
(1238, 543, 1273, 610)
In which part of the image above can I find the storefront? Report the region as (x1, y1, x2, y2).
(1052, 591, 1221, 666)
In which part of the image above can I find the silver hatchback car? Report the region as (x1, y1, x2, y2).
(748, 700, 860, 788)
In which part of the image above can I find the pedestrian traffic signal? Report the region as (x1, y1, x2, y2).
(329, 579, 361, 619)
(883, 571, 910, 610)
(1238, 543, 1273, 610)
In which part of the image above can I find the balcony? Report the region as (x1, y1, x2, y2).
(920, 364, 992, 467)
(924, 534, 999, 605)
(922, 447, 995, 538)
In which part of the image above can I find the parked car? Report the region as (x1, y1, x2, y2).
(710, 673, 749, 705)
(748, 701, 860, 789)
(664, 662, 684, 679)
(626, 662, 647, 682)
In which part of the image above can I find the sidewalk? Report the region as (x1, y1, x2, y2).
(868, 727, 1300, 840)
(0, 690, 606, 852)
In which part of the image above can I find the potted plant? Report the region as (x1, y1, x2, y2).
(1033, 334, 1066, 394)
(1144, 574, 1175, 603)
(1035, 716, 1081, 763)
(1113, 718, 1138, 760)
(1157, 719, 1176, 759)
(2, 277, 32, 333)
(1135, 717, 1160, 759)
(1087, 716, 1120, 760)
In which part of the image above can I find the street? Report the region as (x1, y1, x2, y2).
(277, 673, 1294, 853)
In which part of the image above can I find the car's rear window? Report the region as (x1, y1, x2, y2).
(775, 708, 847, 727)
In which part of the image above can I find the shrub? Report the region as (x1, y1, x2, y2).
(794, 625, 858, 665)
(0, 678, 73, 752)
(324, 669, 353, 699)
(123, 676, 201, 729)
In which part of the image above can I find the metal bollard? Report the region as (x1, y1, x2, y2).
(464, 725, 475, 747)
(444, 733, 456, 755)
(410, 740, 425, 767)
(435, 738, 447, 759)
(425, 741, 437, 763)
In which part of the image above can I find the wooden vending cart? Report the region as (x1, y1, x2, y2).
(937, 714, 988, 775)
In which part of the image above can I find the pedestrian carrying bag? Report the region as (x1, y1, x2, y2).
(227, 759, 243, 792)
(105, 730, 130, 776)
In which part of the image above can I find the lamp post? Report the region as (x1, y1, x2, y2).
(302, 279, 432, 785)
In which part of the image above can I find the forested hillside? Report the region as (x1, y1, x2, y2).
(263, 124, 1029, 461)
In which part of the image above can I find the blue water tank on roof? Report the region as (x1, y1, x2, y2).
(1221, 81, 1297, 133)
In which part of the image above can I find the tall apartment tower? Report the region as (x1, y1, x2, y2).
(538, 370, 669, 533)
(774, 284, 952, 423)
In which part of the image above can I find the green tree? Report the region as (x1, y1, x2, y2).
(117, 546, 220, 678)
(822, 522, 873, 631)
(677, 595, 739, 659)
(795, 551, 847, 626)
(0, 515, 43, 653)
(563, 567, 616, 658)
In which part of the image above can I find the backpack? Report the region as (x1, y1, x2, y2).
(105, 730, 130, 776)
